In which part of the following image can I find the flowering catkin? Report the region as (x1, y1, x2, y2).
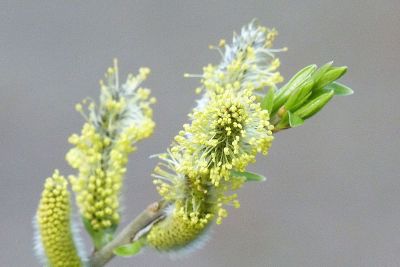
(66, 60, 155, 232)
(35, 170, 82, 267)
(146, 20, 282, 251)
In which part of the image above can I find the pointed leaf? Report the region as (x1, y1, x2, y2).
(290, 91, 312, 111)
(294, 90, 334, 119)
(315, 66, 347, 90)
(324, 82, 353, 96)
(261, 87, 275, 113)
(231, 170, 267, 182)
(311, 61, 333, 83)
(113, 241, 143, 257)
(284, 80, 314, 111)
(261, 86, 276, 114)
(273, 64, 317, 113)
(288, 111, 304, 127)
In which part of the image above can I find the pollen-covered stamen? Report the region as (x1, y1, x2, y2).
(178, 88, 273, 186)
(199, 101, 247, 184)
(187, 20, 286, 102)
(152, 150, 187, 202)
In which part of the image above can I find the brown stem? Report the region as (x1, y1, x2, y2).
(89, 201, 167, 267)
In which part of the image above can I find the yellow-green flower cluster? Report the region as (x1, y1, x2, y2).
(149, 149, 215, 251)
(177, 88, 274, 186)
(146, 202, 213, 251)
(146, 21, 278, 252)
(66, 60, 155, 232)
(193, 19, 285, 97)
(36, 170, 82, 267)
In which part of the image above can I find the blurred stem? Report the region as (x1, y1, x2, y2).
(89, 201, 167, 267)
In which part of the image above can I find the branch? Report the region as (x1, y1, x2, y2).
(89, 201, 167, 267)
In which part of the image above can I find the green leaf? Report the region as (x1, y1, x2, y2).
(231, 170, 267, 182)
(324, 82, 353, 96)
(315, 66, 347, 90)
(273, 64, 317, 113)
(261, 87, 275, 113)
(284, 80, 314, 111)
(294, 90, 334, 119)
(288, 111, 304, 127)
(290, 91, 312, 112)
(311, 61, 333, 83)
(113, 241, 143, 257)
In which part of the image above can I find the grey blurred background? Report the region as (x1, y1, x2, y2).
(1, 1, 399, 266)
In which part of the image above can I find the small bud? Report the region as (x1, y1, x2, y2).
(311, 61, 333, 83)
(277, 106, 287, 117)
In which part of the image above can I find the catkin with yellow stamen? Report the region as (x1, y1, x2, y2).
(194, 19, 285, 98)
(179, 88, 274, 186)
(146, 20, 277, 253)
(35, 170, 82, 267)
(66, 60, 155, 233)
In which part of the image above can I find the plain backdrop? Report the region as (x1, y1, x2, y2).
(1, 1, 399, 266)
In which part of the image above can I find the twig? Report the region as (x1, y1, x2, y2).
(89, 201, 167, 267)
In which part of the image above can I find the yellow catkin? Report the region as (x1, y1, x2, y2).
(146, 21, 278, 251)
(36, 170, 82, 267)
(66, 60, 155, 232)
(146, 207, 212, 251)
(178, 88, 274, 186)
